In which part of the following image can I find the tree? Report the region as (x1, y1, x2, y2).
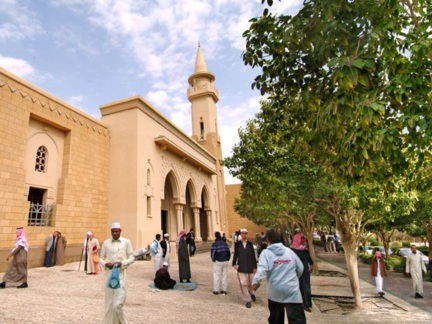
(361, 175, 418, 257)
(242, 0, 432, 307)
(224, 103, 332, 272)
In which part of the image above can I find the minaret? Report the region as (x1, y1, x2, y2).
(187, 46, 228, 234)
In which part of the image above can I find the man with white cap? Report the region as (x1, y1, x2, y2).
(100, 222, 135, 324)
(232, 228, 257, 308)
(160, 233, 171, 267)
(154, 261, 176, 290)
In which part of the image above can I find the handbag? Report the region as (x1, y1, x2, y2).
(107, 265, 121, 289)
(93, 253, 100, 263)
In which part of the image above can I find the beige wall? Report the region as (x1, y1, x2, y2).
(225, 184, 266, 241)
(0, 68, 110, 271)
(0, 47, 230, 271)
(100, 96, 221, 249)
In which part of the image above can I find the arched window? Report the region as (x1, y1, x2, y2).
(200, 117, 204, 139)
(147, 169, 151, 186)
(35, 146, 48, 173)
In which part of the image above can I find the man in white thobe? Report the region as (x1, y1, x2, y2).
(150, 234, 163, 273)
(405, 244, 427, 298)
(100, 222, 135, 324)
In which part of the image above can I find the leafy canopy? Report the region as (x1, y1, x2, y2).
(243, 0, 432, 183)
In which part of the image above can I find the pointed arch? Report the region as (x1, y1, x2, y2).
(200, 184, 211, 210)
(185, 177, 198, 207)
(162, 169, 180, 202)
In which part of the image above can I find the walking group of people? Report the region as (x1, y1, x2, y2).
(215, 228, 311, 323)
(371, 244, 428, 299)
(319, 231, 340, 253)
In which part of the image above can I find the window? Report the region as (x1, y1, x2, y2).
(200, 117, 204, 139)
(147, 169, 151, 186)
(35, 146, 48, 172)
(27, 187, 53, 226)
(147, 196, 151, 216)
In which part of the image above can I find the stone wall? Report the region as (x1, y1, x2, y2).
(0, 68, 110, 271)
(225, 184, 265, 241)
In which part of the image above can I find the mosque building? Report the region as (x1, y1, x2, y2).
(0, 47, 258, 271)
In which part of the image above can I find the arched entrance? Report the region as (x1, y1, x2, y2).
(161, 171, 180, 238)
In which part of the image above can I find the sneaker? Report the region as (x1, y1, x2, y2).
(0, 281, 5, 289)
(246, 302, 251, 308)
(220, 291, 227, 295)
(17, 282, 28, 289)
(378, 292, 385, 297)
(213, 291, 219, 295)
(415, 293, 424, 299)
(251, 294, 256, 302)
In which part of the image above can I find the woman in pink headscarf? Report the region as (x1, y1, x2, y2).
(371, 250, 387, 296)
(291, 233, 313, 312)
(177, 229, 191, 282)
(0, 227, 29, 289)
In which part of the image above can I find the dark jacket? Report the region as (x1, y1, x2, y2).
(154, 267, 176, 290)
(211, 238, 231, 262)
(371, 257, 387, 277)
(232, 240, 256, 273)
(160, 239, 168, 258)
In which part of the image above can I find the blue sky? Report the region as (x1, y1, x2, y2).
(0, 0, 302, 184)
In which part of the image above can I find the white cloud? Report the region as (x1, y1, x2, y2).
(0, 55, 35, 78)
(0, 0, 43, 41)
(68, 95, 84, 105)
(146, 90, 170, 108)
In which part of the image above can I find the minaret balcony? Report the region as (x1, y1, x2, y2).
(187, 83, 219, 101)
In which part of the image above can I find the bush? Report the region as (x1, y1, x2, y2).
(369, 237, 379, 246)
(418, 246, 429, 254)
(390, 241, 402, 249)
(402, 241, 411, 248)
(385, 255, 404, 271)
(358, 253, 373, 264)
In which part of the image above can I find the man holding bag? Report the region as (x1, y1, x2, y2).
(100, 222, 135, 324)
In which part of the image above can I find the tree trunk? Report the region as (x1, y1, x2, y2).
(305, 211, 319, 275)
(343, 242, 363, 308)
(378, 228, 395, 258)
(308, 239, 319, 275)
(332, 202, 363, 308)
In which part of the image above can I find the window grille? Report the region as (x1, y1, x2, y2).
(27, 203, 54, 226)
(35, 146, 48, 172)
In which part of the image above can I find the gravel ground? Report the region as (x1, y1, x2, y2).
(2, 251, 431, 324)
(0, 252, 270, 324)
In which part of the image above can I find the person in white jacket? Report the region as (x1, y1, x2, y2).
(150, 234, 163, 273)
(252, 229, 306, 324)
(405, 244, 427, 299)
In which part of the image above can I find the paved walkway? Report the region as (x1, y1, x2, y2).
(0, 251, 431, 323)
(316, 247, 432, 314)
